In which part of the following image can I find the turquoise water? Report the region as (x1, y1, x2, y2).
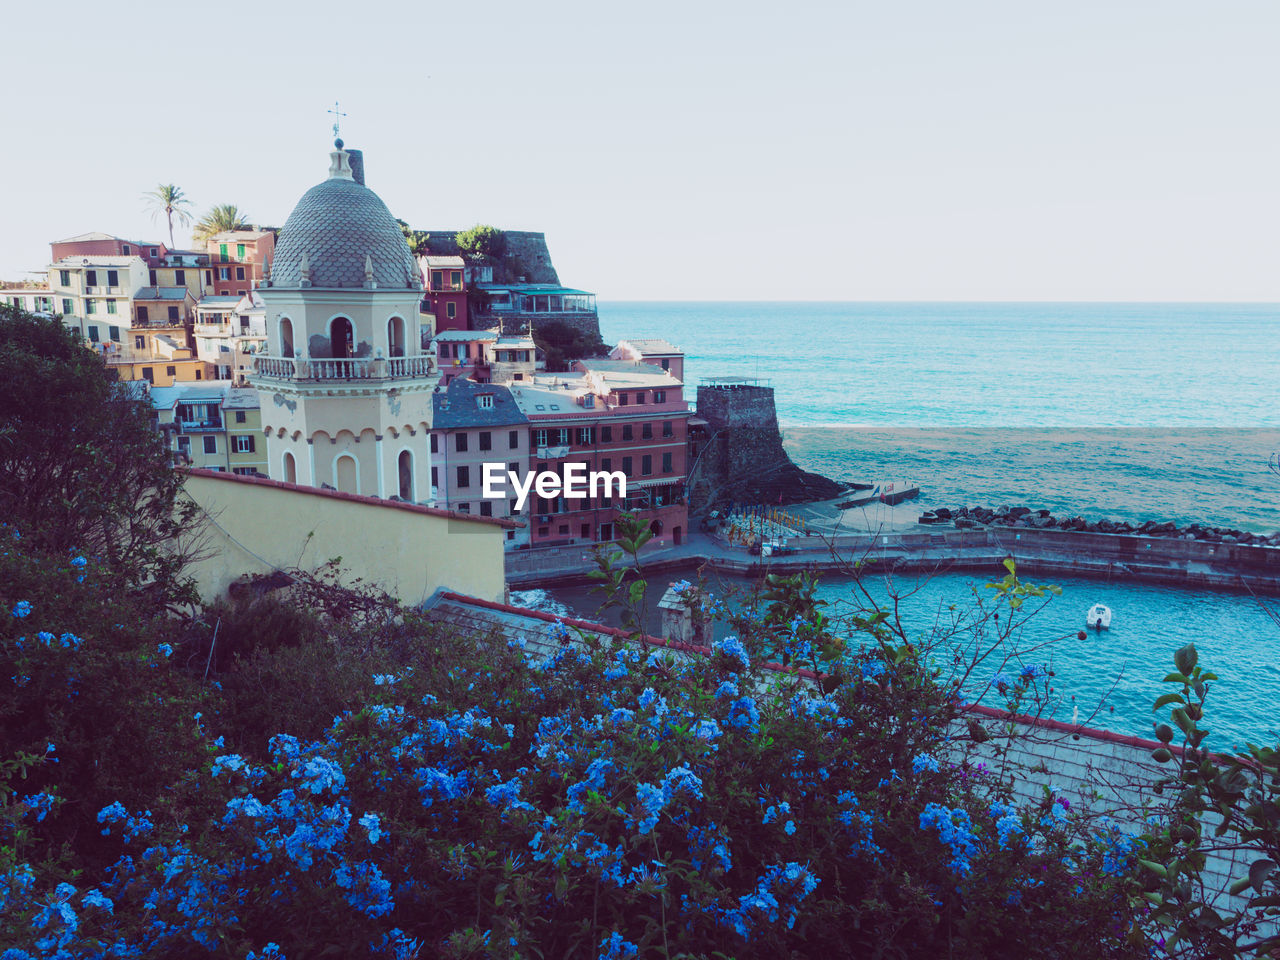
(533, 570, 1280, 749)
(598, 302, 1280, 532)
(547, 303, 1280, 741)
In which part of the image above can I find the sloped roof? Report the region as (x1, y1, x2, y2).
(134, 286, 189, 301)
(433, 380, 528, 430)
(617, 338, 681, 356)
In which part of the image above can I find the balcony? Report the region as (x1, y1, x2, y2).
(252, 354, 436, 382)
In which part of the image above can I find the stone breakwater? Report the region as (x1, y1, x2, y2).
(924, 505, 1280, 547)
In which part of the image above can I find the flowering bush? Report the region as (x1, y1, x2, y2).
(0, 519, 1158, 959)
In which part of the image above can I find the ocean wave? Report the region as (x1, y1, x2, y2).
(508, 589, 575, 619)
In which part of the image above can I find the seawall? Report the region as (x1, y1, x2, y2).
(506, 525, 1280, 595)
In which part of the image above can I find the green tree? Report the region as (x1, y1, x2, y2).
(193, 204, 249, 243)
(0, 305, 198, 598)
(395, 219, 431, 257)
(143, 183, 193, 250)
(455, 223, 505, 260)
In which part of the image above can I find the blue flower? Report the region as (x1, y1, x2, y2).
(70, 556, 87, 568)
(11, 601, 31, 619)
(598, 930, 639, 959)
(157, 643, 173, 658)
(359, 812, 382, 844)
(712, 635, 750, 672)
(911, 753, 940, 775)
(20, 792, 56, 822)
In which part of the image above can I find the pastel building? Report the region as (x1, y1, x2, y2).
(610, 338, 683, 382)
(434, 328, 537, 386)
(506, 359, 690, 548)
(420, 254, 468, 332)
(150, 381, 265, 474)
(195, 293, 267, 383)
(48, 254, 149, 347)
(249, 140, 439, 499)
(429, 378, 531, 548)
(50, 232, 166, 265)
(473, 282, 597, 335)
(2, 285, 55, 315)
(204, 230, 275, 296)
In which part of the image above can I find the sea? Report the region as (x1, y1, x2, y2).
(529, 302, 1280, 745)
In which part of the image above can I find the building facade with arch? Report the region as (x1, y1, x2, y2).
(248, 141, 439, 500)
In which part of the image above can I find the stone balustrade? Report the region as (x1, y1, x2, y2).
(252, 354, 435, 382)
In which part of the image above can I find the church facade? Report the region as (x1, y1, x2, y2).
(249, 141, 439, 501)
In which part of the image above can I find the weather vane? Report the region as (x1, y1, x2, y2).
(328, 101, 348, 140)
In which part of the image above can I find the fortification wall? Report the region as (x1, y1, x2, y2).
(422, 230, 560, 284)
(694, 384, 845, 509)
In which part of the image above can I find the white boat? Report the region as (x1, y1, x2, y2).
(1087, 604, 1112, 630)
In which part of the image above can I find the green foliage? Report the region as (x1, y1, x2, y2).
(535, 318, 607, 371)
(455, 223, 505, 261)
(0, 305, 198, 600)
(396, 218, 431, 256)
(192, 203, 248, 242)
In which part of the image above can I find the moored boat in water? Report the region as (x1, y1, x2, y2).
(1087, 603, 1112, 630)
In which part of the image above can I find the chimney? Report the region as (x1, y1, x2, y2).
(346, 149, 365, 186)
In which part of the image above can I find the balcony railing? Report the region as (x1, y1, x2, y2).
(253, 354, 436, 382)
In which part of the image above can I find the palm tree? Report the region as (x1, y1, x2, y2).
(143, 184, 193, 250)
(192, 204, 249, 243)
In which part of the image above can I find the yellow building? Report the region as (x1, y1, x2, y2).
(180, 468, 515, 605)
(224, 387, 267, 476)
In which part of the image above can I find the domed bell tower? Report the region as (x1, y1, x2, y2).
(250, 140, 438, 502)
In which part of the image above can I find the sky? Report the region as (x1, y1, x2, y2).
(3, 0, 1279, 301)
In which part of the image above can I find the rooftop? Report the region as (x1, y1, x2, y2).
(422, 255, 465, 268)
(197, 295, 244, 307)
(148, 380, 235, 409)
(53, 231, 125, 244)
(433, 329, 499, 343)
(617, 338, 681, 356)
(134, 286, 190, 302)
(51, 255, 146, 267)
(479, 283, 594, 297)
(509, 378, 597, 418)
(433, 380, 529, 430)
(207, 230, 273, 242)
(577, 359, 683, 388)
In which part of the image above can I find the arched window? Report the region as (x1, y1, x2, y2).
(283, 450, 297, 484)
(335, 454, 358, 494)
(398, 449, 413, 500)
(279, 317, 294, 357)
(388, 316, 405, 358)
(330, 317, 353, 359)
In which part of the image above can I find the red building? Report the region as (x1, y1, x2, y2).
(51, 232, 168, 266)
(419, 255, 468, 332)
(509, 359, 690, 548)
(203, 230, 275, 296)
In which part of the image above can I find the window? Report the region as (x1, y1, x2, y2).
(479, 431, 491, 451)
(203, 436, 217, 455)
(86, 300, 97, 314)
(87, 327, 99, 343)
(457, 465, 470, 488)
(450, 270, 461, 289)
(480, 502, 492, 517)
(219, 268, 230, 281)
(166, 305, 178, 321)
(577, 427, 594, 445)
(558, 524, 569, 535)
(430, 271, 443, 289)
(456, 433, 468, 452)
(601, 425, 612, 442)
(149, 247, 157, 258)
(554, 428, 570, 446)
(617, 393, 628, 406)
(642, 423, 653, 439)
(634, 392, 646, 405)
(661, 359, 670, 371)
(141, 367, 153, 383)
(86, 270, 97, 286)
(62, 298, 73, 314)
(134, 335, 146, 349)
(166, 365, 176, 377)
(642, 455, 652, 476)
(601, 458, 611, 471)
(237, 243, 245, 258)
(174, 270, 185, 285)
(533, 429, 549, 448)
(662, 420, 673, 438)
(204, 271, 212, 285)
(622, 456, 632, 475)
(654, 390, 666, 403)
(458, 503, 471, 514)
(107, 270, 118, 287)
(430, 434, 438, 453)
(219, 244, 228, 262)
(508, 430, 518, 448)
(477, 394, 494, 410)
(195, 370, 201, 379)
(234, 435, 256, 453)
(510, 498, 519, 515)
(149, 270, 158, 286)
(177, 436, 190, 453)
(122, 245, 130, 255)
(236, 267, 245, 280)
(446, 302, 456, 320)
(622, 424, 633, 441)
(106, 300, 117, 315)
(235, 411, 246, 424)
(431, 466, 438, 487)
(663, 452, 672, 473)
(137, 306, 149, 323)
(233, 467, 256, 476)
(109, 326, 120, 342)
(59, 270, 70, 286)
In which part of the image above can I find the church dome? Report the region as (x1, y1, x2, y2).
(269, 147, 417, 289)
